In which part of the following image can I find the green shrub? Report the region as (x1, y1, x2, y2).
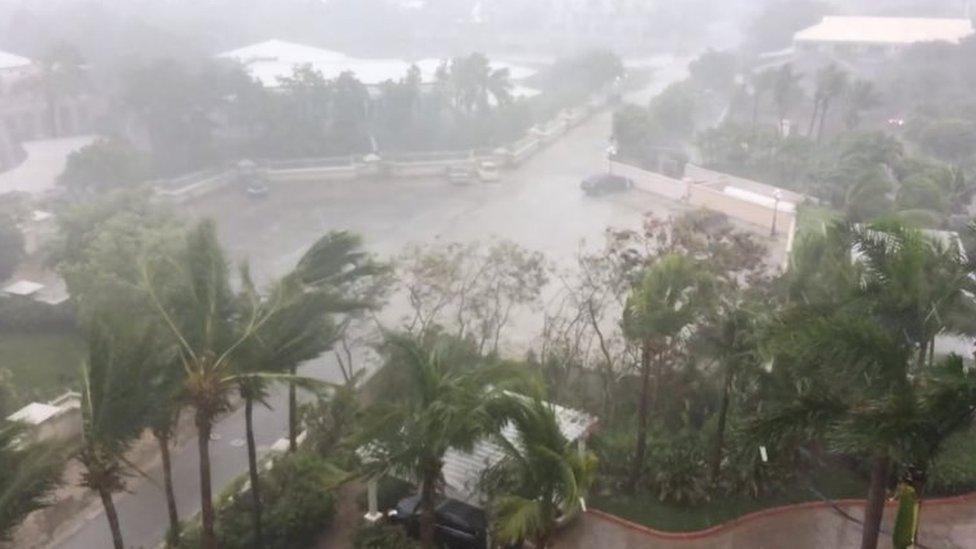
(183, 452, 339, 548)
(353, 520, 418, 549)
(928, 428, 976, 495)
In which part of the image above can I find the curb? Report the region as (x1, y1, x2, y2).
(586, 489, 976, 540)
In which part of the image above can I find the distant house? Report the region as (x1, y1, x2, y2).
(794, 16, 975, 60)
(215, 39, 539, 97)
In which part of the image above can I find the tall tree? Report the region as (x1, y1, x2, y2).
(0, 425, 63, 541)
(759, 221, 976, 549)
(844, 79, 882, 130)
(487, 398, 597, 548)
(358, 333, 519, 548)
(810, 64, 849, 142)
(622, 253, 714, 491)
(772, 64, 802, 132)
(77, 318, 164, 549)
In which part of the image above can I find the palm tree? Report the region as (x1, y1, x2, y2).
(488, 398, 597, 548)
(844, 79, 882, 130)
(234, 266, 346, 548)
(358, 333, 518, 549)
(145, 362, 183, 548)
(77, 318, 164, 549)
(28, 44, 88, 137)
(282, 231, 385, 452)
(701, 306, 761, 481)
(759, 221, 976, 549)
(808, 64, 848, 142)
(622, 253, 714, 491)
(772, 64, 802, 133)
(141, 220, 270, 549)
(0, 425, 63, 541)
(749, 68, 777, 127)
(143, 223, 381, 549)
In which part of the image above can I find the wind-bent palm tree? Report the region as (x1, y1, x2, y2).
(145, 360, 183, 548)
(844, 79, 882, 130)
(0, 425, 63, 541)
(143, 223, 381, 549)
(282, 231, 385, 452)
(358, 333, 519, 549)
(808, 64, 848, 142)
(758, 220, 976, 549)
(78, 318, 164, 549)
(622, 253, 714, 491)
(701, 305, 761, 481)
(772, 64, 802, 132)
(142, 220, 272, 549)
(234, 266, 345, 548)
(26, 44, 88, 137)
(488, 398, 597, 548)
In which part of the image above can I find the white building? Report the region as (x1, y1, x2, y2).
(216, 39, 538, 97)
(794, 16, 975, 58)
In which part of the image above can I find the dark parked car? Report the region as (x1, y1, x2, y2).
(580, 173, 634, 195)
(391, 495, 489, 548)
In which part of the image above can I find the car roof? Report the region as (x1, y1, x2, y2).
(437, 499, 487, 530)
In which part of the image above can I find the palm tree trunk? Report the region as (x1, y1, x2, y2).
(807, 99, 820, 137)
(195, 409, 218, 549)
(710, 366, 734, 481)
(288, 365, 298, 452)
(751, 92, 760, 128)
(245, 395, 264, 549)
(629, 341, 653, 491)
(154, 428, 181, 547)
(860, 455, 890, 549)
(817, 100, 831, 143)
(97, 486, 125, 549)
(419, 463, 439, 549)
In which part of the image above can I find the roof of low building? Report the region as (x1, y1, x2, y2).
(3, 280, 44, 296)
(795, 16, 975, 45)
(7, 402, 62, 425)
(0, 49, 31, 70)
(216, 39, 538, 92)
(440, 397, 596, 503)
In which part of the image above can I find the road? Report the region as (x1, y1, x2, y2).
(53, 56, 698, 549)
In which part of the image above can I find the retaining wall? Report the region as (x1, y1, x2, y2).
(609, 160, 687, 201)
(686, 183, 795, 234)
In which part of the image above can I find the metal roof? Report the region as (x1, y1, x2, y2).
(216, 39, 537, 90)
(7, 402, 61, 425)
(3, 280, 44, 296)
(441, 397, 596, 503)
(0, 49, 31, 70)
(795, 16, 975, 45)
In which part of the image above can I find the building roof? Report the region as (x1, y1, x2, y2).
(7, 402, 62, 425)
(216, 39, 538, 91)
(0, 49, 31, 70)
(440, 397, 596, 503)
(795, 16, 975, 45)
(3, 280, 44, 296)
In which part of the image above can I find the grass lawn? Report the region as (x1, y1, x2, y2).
(590, 466, 867, 532)
(0, 331, 86, 406)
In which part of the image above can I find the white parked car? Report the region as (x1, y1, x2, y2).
(476, 161, 500, 182)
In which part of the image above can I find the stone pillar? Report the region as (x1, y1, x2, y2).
(364, 477, 382, 522)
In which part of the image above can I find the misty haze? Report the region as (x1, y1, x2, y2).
(2, 1, 976, 548)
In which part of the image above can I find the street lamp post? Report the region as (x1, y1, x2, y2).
(770, 189, 783, 237)
(606, 139, 618, 175)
